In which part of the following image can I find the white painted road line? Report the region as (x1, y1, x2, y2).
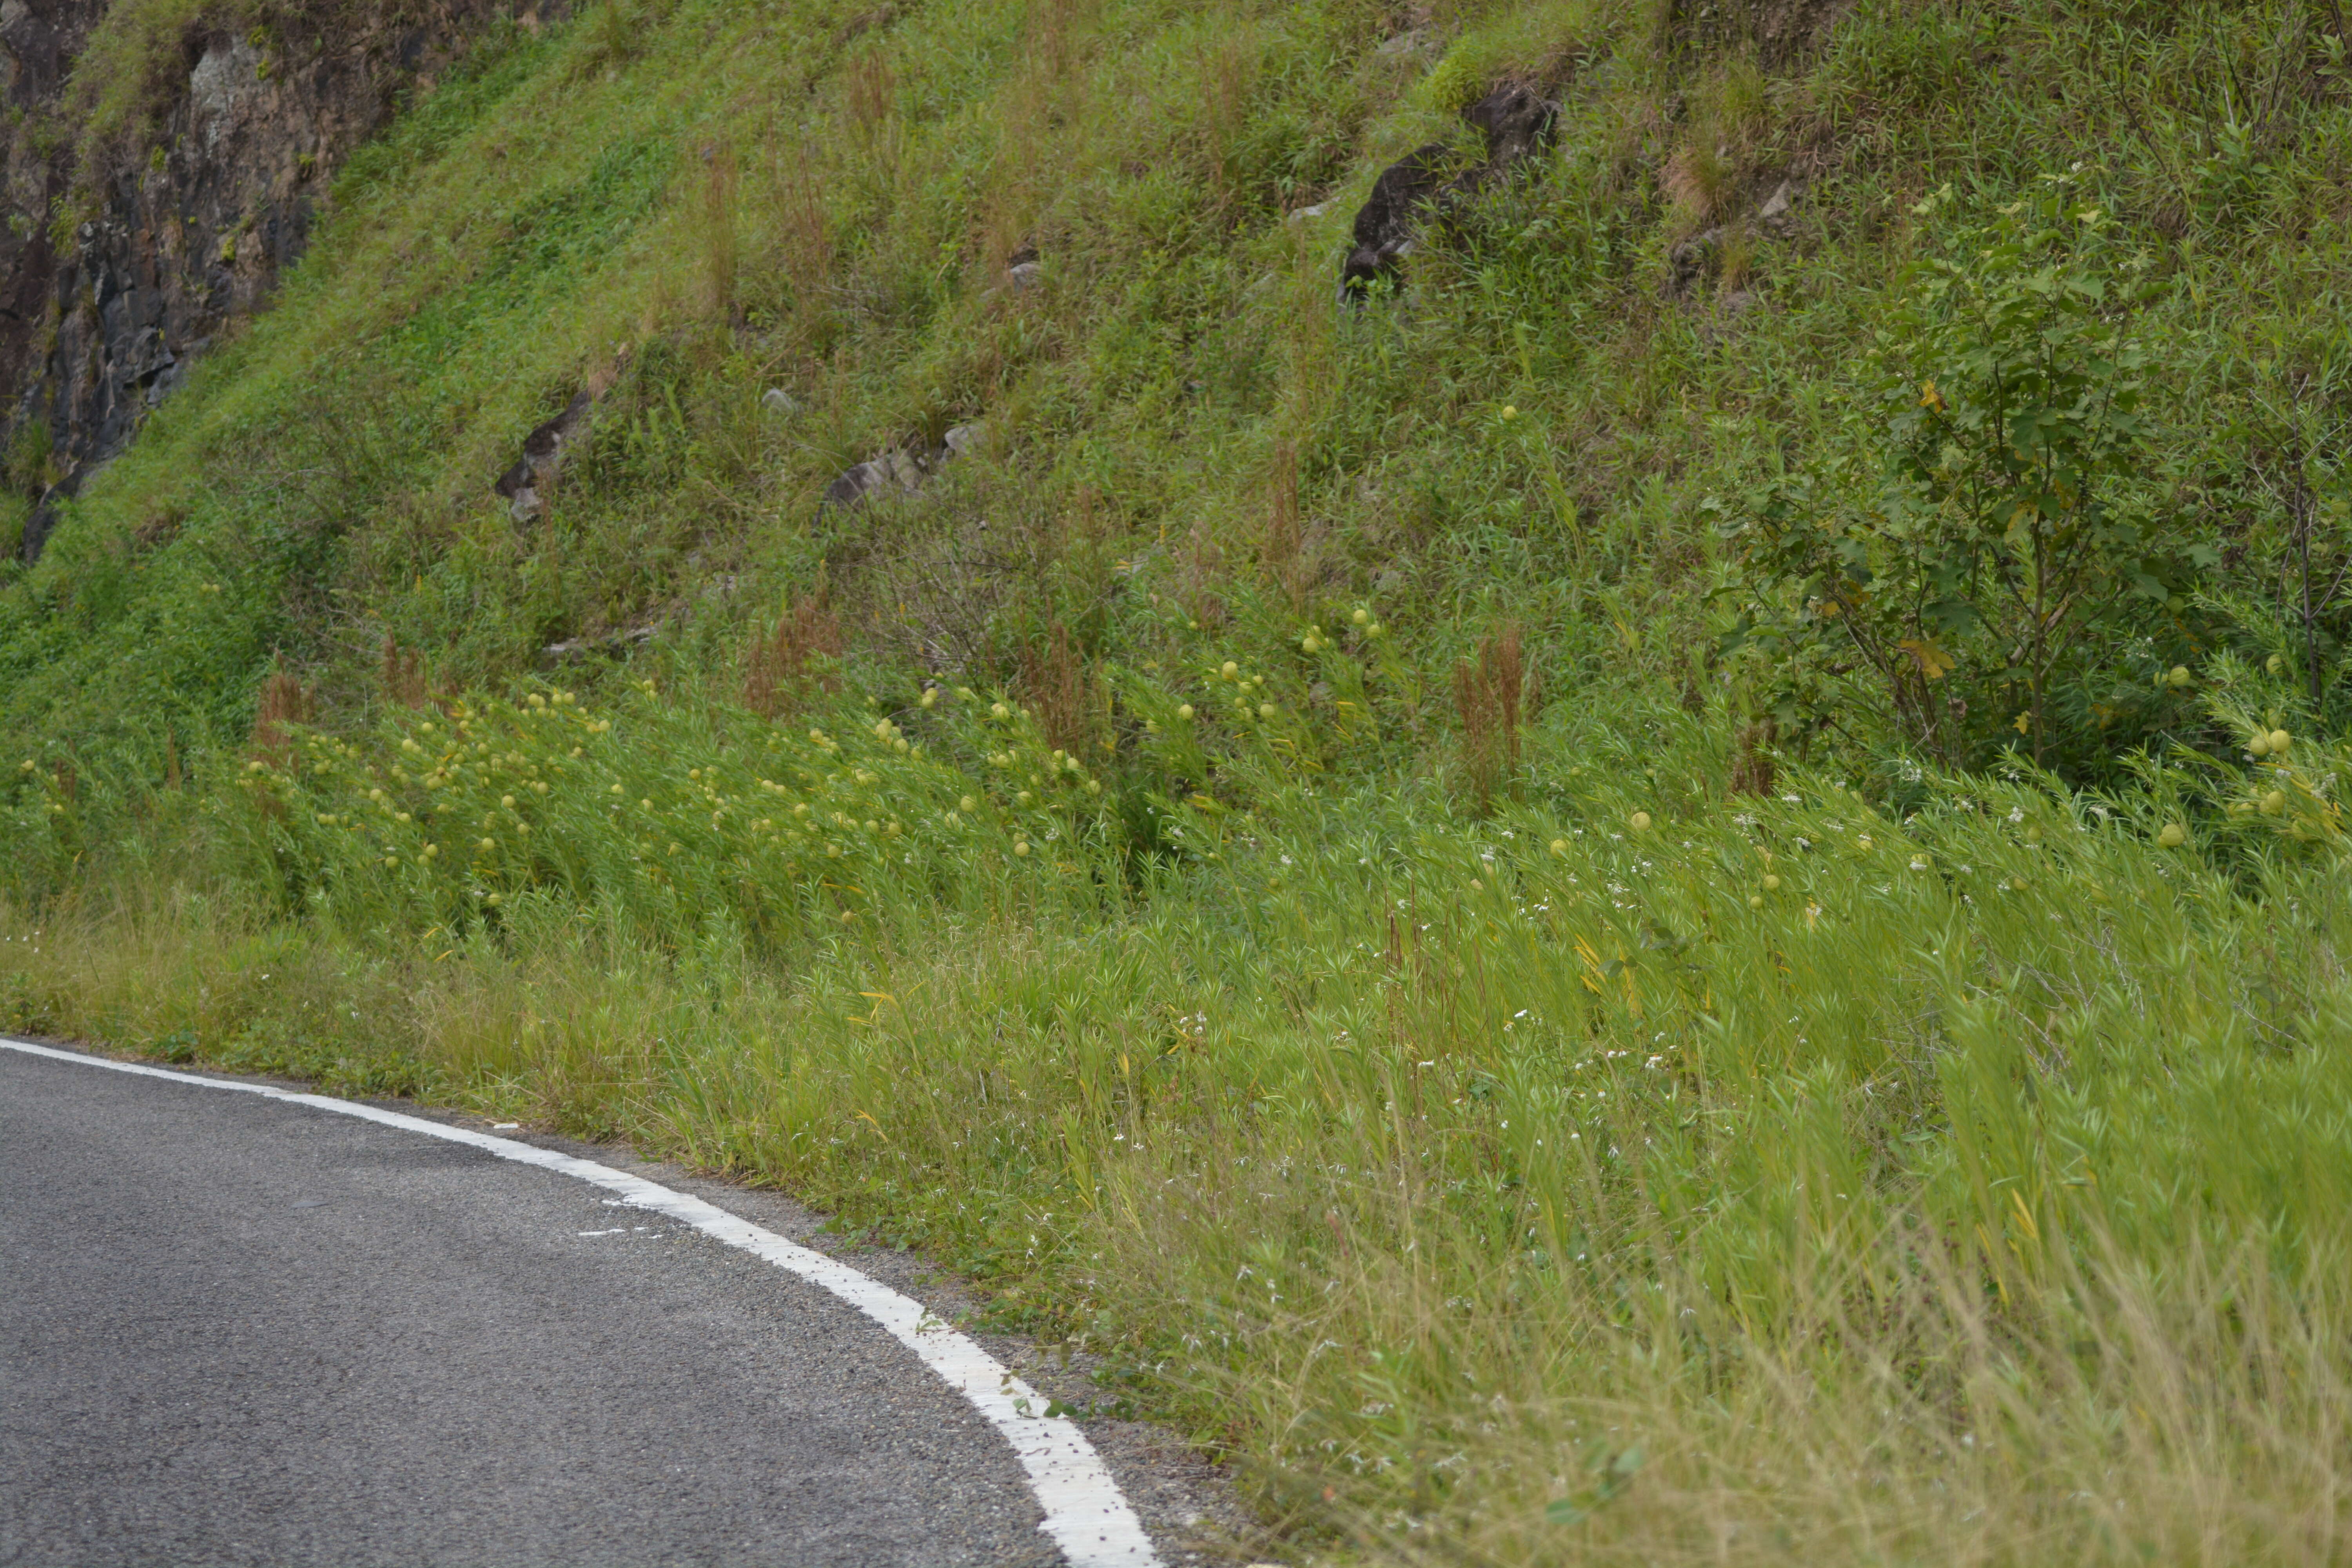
(1, 1035, 1162, 1568)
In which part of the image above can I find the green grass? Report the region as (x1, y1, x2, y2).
(7, 0, 2352, 1559)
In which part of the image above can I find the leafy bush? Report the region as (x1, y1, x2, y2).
(1727, 177, 2214, 775)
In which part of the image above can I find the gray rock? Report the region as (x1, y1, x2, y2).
(18, 488, 65, 567)
(818, 429, 989, 518)
(188, 39, 265, 152)
(543, 624, 655, 662)
(820, 460, 892, 513)
(819, 448, 928, 515)
(1757, 179, 1803, 238)
(1007, 260, 1043, 292)
(492, 391, 595, 521)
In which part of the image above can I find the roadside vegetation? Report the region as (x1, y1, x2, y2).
(6, 0, 2352, 1559)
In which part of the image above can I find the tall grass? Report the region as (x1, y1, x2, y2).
(10, 658, 2352, 1560)
(7, 0, 2352, 1557)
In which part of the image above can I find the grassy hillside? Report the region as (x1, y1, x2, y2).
(8, 0, 2352, 1560)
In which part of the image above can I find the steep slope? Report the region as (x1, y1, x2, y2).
(6, 0, 2352, 1561)
(3, 0, 512, 562)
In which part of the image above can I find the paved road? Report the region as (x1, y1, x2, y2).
(0, 1044, 1062, 1567)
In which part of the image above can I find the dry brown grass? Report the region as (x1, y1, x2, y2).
(1325, 1226, 2352, 1568)
(698, 140, 739, 322)
(248, 668, 313, 765)
(1454, 623, 1532, 809)
(742, 594, 845, 719)
(1730, 715, 1777, 796)
(1662, 136, 1735, 230)
(844, 48, 903, 182)
(761, 138, 833, 332)
(379, 633, 429, 710)
(1018, 621, 1100, 755)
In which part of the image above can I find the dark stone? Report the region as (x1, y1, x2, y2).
(820, 459, 892, 514)
(817, 447, 931, 517)
(1339, 144, 1452, 303)
(1667, 227, 1722, 298)
(1337, 85, 1559, 306)
(492, 391, 594, 520)
(1463, 83, 1559, 173)
(19, 487, 65, 566)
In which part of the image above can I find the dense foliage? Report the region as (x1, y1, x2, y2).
(7, 0, 2352, 1559)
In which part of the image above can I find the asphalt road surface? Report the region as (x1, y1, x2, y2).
(0, 1043, 1080, 1567)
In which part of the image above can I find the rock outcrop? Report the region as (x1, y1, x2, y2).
(1339, 83, 1559, 305)
(3, 0, 514, 562)
(817, 422, 987, 518)
(492, 391, 595, 522)
(1338, 144, 1454, 301)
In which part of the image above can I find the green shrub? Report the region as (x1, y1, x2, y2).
(1726, 177, 2214, 774)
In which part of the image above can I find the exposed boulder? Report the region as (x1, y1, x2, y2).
(1339, 144, 1453, 302)
(819, 450, 921, 514)
(1756, 178, 1803, 237)
(18, 481, 70, 566)
(1338, 84, 1559, 305)
(1463, 83, 1558, 176)
(1374, 28, 1436, 60)
(943, 420, 987, 459)
(492, 391, 594, 522)
(1668, 227, 1724, 298)
(817, 421, 988, 517)
(541, 622, 654, 664)
(993, 243, 1044, 294)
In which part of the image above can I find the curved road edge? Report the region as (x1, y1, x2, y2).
(0, 1034, 1162, 1568)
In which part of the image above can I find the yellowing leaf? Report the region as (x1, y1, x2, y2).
(1899, 637, 1956, 680)
(1919, 378, 1945, 411)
